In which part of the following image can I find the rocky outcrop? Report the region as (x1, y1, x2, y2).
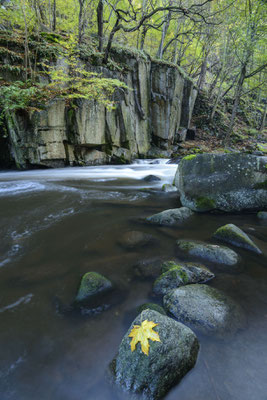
(112, 309, 199, 399)
(174, 153, 267, 212)
(3, 53, 197, 169)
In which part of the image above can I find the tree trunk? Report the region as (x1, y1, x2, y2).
(259, 101, 267, 132)
(97, 0, 104, 52)
(52, 0, 56, 31)
(224, 63, 247, 145)
(156, 7, 172, 59)
(103, 19, 120, 64)
(78, 0, 84, 44)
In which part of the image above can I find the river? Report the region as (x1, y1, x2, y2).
(0, 160, 266, 400)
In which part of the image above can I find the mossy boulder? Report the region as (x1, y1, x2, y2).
(257, 211, 267, 220)
(146, 207, 193, 226)
(133, 257, 167, 279)
(137, 303, 166, 316)
(174, 153, 267, 212)
(176, 240, 239, 266)
(213, 223, 262, 254)
(153, 264, 214, 296)
(161, 260, 211, 274)
(75, 272, 112, 303)
(164, 284, 245, 337)
(112, 309, 199, 399)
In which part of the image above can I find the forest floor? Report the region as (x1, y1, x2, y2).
(177, 91, 267, 157)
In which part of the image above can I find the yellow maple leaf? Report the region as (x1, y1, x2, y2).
(128, 320, 161, 356)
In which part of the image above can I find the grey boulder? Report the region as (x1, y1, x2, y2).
(146, 207, 193, 226)
(113, 309, 199, 399)
(164, 284, 245, 337)
(153, 263, 214, 295)
(213, 223, 262, 254)
(176, 239, 239, 266)
(174, 153, 267, 212)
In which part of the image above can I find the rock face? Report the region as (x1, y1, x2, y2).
(153, 263, 214, 295)
(2, 52, 197, 169)
(113, 309, 199, 399)
(213, 223, 262, 254)
(146, 207, 193, 226)
(75, 272, 112, 303)
(164, 284, 245, 337)
(176, 240, 239, 265)
(174, 153, 267, 212)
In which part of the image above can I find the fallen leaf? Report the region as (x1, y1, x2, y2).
(129, 319, 161, 356)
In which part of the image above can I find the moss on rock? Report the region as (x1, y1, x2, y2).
(195, 196, 216, 211)
(213, 223, 262, 254)
(75, 272, 112, 303)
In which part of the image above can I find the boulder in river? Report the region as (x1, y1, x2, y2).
(75, 272, 112, 303)
(257, 211, 267, 220)
(146, 207, 193, 226)
(113, 309, 199, 399)
(164, 284, 245, 337)
(176, 239, 239, 266)
(161, 184, 178, 193)
(143, 175, 161, 182)
(137, 303, 167, 316)
(153, 264, 214, 295)
(118, 230, 155, 249)
(213, 223, 262, 254)
(174, 153, 267, 212)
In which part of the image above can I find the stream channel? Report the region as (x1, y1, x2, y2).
(0, 159, 266, 400)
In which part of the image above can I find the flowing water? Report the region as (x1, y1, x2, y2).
(0, 160, 266, 400)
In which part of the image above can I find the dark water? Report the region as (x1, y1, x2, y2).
(0, 161, 266, 400)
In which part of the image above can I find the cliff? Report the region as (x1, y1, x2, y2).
(0, 46, 197, 168)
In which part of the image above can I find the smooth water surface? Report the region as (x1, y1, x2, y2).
(0, 160, 266, 400)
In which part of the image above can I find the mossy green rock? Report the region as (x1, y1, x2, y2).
(164, 284, 245, 337)
(162, 183, 178, 193)
(153, 265, 214, 296)
(161, 260, 210, 274)
(176, 240, 239, 265)
(174, 153, 267, 212)
(75, 272, 112, 303)
(137, 303, 166, 316)
(113, 309, 199, 399)
(146, 207, 193, 226)
(213, 223, 262, 254)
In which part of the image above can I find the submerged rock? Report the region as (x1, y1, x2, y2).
(153, 264, 214, 295)
(75, 272, 112, 303)
(161, 184, 178, 193)
(137, 303, 166, 316)
(146, 207, 193, 226)
(174, 153, 267, 212)
(113, 309, 199, 399)
(143, 175, 161, 182)
(213, 223, 262, 254)
(118, 230, 155, 249)
(164, 284, 245, 337)
(133, 257, 167, 279)
(176, 239, 239, 266)
(257, 211, 267, 220)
